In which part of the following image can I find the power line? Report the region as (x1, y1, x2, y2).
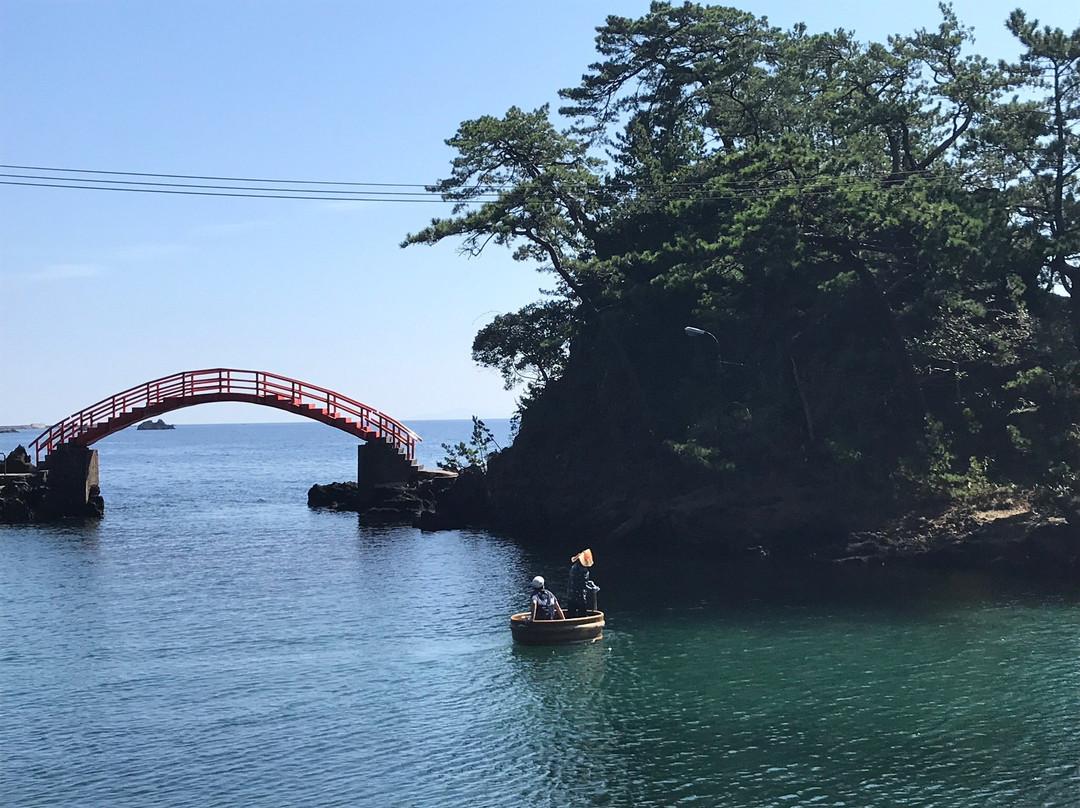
(0, 179, 459, 203)
(0, 164, 505, 202)
(0, 162, 999, 204)
(0, 175, 938, 203)
(0, 164, 433, 189)
(1, 162, 950, 197)
(0, 172, 461, 198)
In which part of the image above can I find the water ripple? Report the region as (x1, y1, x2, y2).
(3, 424, 1079, 807)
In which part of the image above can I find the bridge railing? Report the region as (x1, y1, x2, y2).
(29, 368, 420, 463)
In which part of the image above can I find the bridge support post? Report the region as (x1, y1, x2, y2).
(40, 444, 104, 517)
(357, 440, 418, 490)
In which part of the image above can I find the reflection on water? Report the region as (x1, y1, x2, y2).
(2, 423, 1079, 807)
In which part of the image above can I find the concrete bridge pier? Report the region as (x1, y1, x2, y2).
(41, 443, 104, 517)
(357, 439, 419, 491)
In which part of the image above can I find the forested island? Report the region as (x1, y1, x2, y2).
(404, 3, 1080, 576)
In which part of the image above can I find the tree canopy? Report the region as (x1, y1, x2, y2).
(404, 2, 1080, 502)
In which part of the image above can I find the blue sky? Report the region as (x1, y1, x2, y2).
(2, 0, 1074, 426)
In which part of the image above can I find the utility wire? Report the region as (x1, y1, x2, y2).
(0, 163, 1008, 204)
(0, 176, 947, 203)
(0, 164, 432, 189)
(0, 172, 458, 198)
(0, 180, 458, 203)
(0, 162, 970, 196)
(0, 166, 968, 199)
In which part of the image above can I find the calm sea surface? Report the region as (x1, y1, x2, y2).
(2, 421, 1078, 807)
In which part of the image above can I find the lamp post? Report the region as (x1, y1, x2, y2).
(685, 326, 722, 376)
(683, 326, 718, 344)
(684, 325, 744, 369)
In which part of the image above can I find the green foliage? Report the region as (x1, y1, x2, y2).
(407, 2, 1080, 505)
(1038, 464, 1080, 523)
(970, 12, 1080, 342)
(663, 439, 735, 473)
(940, 456, 1003, 503)
(999, 363, 1080, 475)
(471, 300, 575, 398)
(895, 417, 1014, 503)
(401, 105, 607, 310)
(1007, 424, 1032, 452)
(438, 417, 501, 473)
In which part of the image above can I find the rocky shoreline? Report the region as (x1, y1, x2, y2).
(838, 497, 1080, 578)
(308, 465, 491, 531)
(309, 458, 1080, 580)
(9, 435, 1076, 580)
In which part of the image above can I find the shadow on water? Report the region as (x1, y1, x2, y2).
(597, 549, 1080, 618)
(497, 549, 1080, 808)
(2, 520, 102, 553)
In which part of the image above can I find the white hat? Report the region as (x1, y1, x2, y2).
(531, 576, 545, 589)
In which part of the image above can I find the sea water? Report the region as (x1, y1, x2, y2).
(2, 421, 1078, 807)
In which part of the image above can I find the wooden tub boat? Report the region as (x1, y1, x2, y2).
(509, 610, 605, 646)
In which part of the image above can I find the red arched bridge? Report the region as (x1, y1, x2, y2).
(28, 368, 420, 464)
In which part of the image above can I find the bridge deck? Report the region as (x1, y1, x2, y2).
(29, 368, 420, 463)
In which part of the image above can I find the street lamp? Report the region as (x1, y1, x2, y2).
(683, 326, 718, 344)
(685, 326, 721, 375)
(684, 326, 742, 367)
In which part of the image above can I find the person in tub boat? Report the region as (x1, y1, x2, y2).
(528, 576, 565, 621)
(566, 548, 600, 618)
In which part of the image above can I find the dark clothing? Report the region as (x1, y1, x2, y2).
(566, 561, 599, 618)
(531, 588, 560, 620)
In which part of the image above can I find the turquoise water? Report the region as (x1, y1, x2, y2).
(2, 422, 1078, 807)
